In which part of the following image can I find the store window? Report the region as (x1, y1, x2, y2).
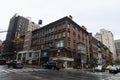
(56, 40, 64, 47)
(29, 53, 32, 57)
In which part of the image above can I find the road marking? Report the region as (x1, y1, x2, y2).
(0, 68, 46, 73)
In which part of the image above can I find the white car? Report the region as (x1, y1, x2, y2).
(95, 65, 105, 72)
(109, 65, 119, 73)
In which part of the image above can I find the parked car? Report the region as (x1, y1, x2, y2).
(106, 65, 112, 70)
(0, 59, 6, 65)
(7, 60, 24, 68)
(95, 65, 105, 72)
(109, 65, 119, 73)
(116, 65, 120, 72)
(43, 61, 60, 70)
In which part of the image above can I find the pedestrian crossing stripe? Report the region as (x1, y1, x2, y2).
(0, 68, 46, 73)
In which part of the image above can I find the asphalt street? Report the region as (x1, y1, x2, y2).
(0, 65, 120, 80)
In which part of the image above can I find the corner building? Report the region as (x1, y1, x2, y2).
(4, 14, 29, 59)
(31, 16, 90, 68)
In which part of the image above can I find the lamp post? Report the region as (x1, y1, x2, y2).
(81, 60, 84, 70)
(57, 49, 60, 67)
(38, 50, 41, 66)
(57, 49, 60, 58)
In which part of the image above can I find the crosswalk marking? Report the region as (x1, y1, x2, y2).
(0, 69, 10, 73)
(0, 68, 46, 73)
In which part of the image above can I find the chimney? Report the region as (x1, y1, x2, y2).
(81, 25, 87, 30)
(38, 20, 42, 25)
(69, 15, 73, 19)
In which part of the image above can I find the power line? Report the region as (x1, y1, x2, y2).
(0, 28, 7, 30)
(0, 31, 8, 33)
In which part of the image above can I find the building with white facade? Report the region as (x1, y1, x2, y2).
(95, 29, 117, 60)
(17, 21, 40, 64)
(0, 40, 2, 45)
(115, 39, 120, 60)
(28, 21, 39, 31)
(94, 33, 102, 42)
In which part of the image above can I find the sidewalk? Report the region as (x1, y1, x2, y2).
(24, 65, 42, 69)
(61, 68, 94, 73)
(24, 65, 94, 72)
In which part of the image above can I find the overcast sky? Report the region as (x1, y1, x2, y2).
(0, 0, 120, 41)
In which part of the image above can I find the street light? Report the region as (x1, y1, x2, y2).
(38, 50, 41, 66)
(81, 60, 84, 70)
(57, 49, 60, 57)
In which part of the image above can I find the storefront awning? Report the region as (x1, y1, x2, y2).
(52, 57, 74, 61)
(18, 50, 41, 54)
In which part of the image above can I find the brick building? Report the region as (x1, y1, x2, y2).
(89, 33, 113, 67)
(31, 16, 90, 68)
(3, 14, 114, 68)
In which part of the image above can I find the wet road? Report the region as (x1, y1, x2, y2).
(0, 65, 119, 80)
(30, 70, 100, 80)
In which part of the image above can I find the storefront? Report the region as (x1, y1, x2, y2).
(40, 47, 74, 69)
(17, 50, 41, 65)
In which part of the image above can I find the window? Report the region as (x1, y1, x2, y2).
(55, 35, 57, 39)
(62, 24, 66, 29)
(51, 35, 53, 40)
(73, 32, 76, 38)
(42, 52, 47, 57)
(73, 43, 76, 49)
(52, 35, 54, 39)
(63, 32, 65, 37)
(46, 30, 48, 34)
(48, 29, 50, 33)
(49, 29, 51, 33)
(49, 36, 51, 40)
(56, 26, 58, 31)
(68, 32, 70, 37)
(82, 33, 84, 42)
(67, 42, 70, 47)
(59, 33, 61, 38)
(45, 37, 46, 41)
(57, 34, 59, 38)
(78, 35, 80, 42)
(78, 45, 81, 50)
(60, 40, 64, 47)
(29, 53, 32, 57)
(23, 53, 26, 57)
(46, 37, 48, 41)
(56, 40, 64, 47)
(55, 26, 57, 31)
(68, 24, 70, 29)
(51, 28, 53, 32)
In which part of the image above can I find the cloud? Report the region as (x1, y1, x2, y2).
(0, 0, 120, 40)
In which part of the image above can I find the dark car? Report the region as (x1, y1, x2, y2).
(0, 59, 6, 65)
(8, 60, 24, 68)
(43, 61, 60, 70)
